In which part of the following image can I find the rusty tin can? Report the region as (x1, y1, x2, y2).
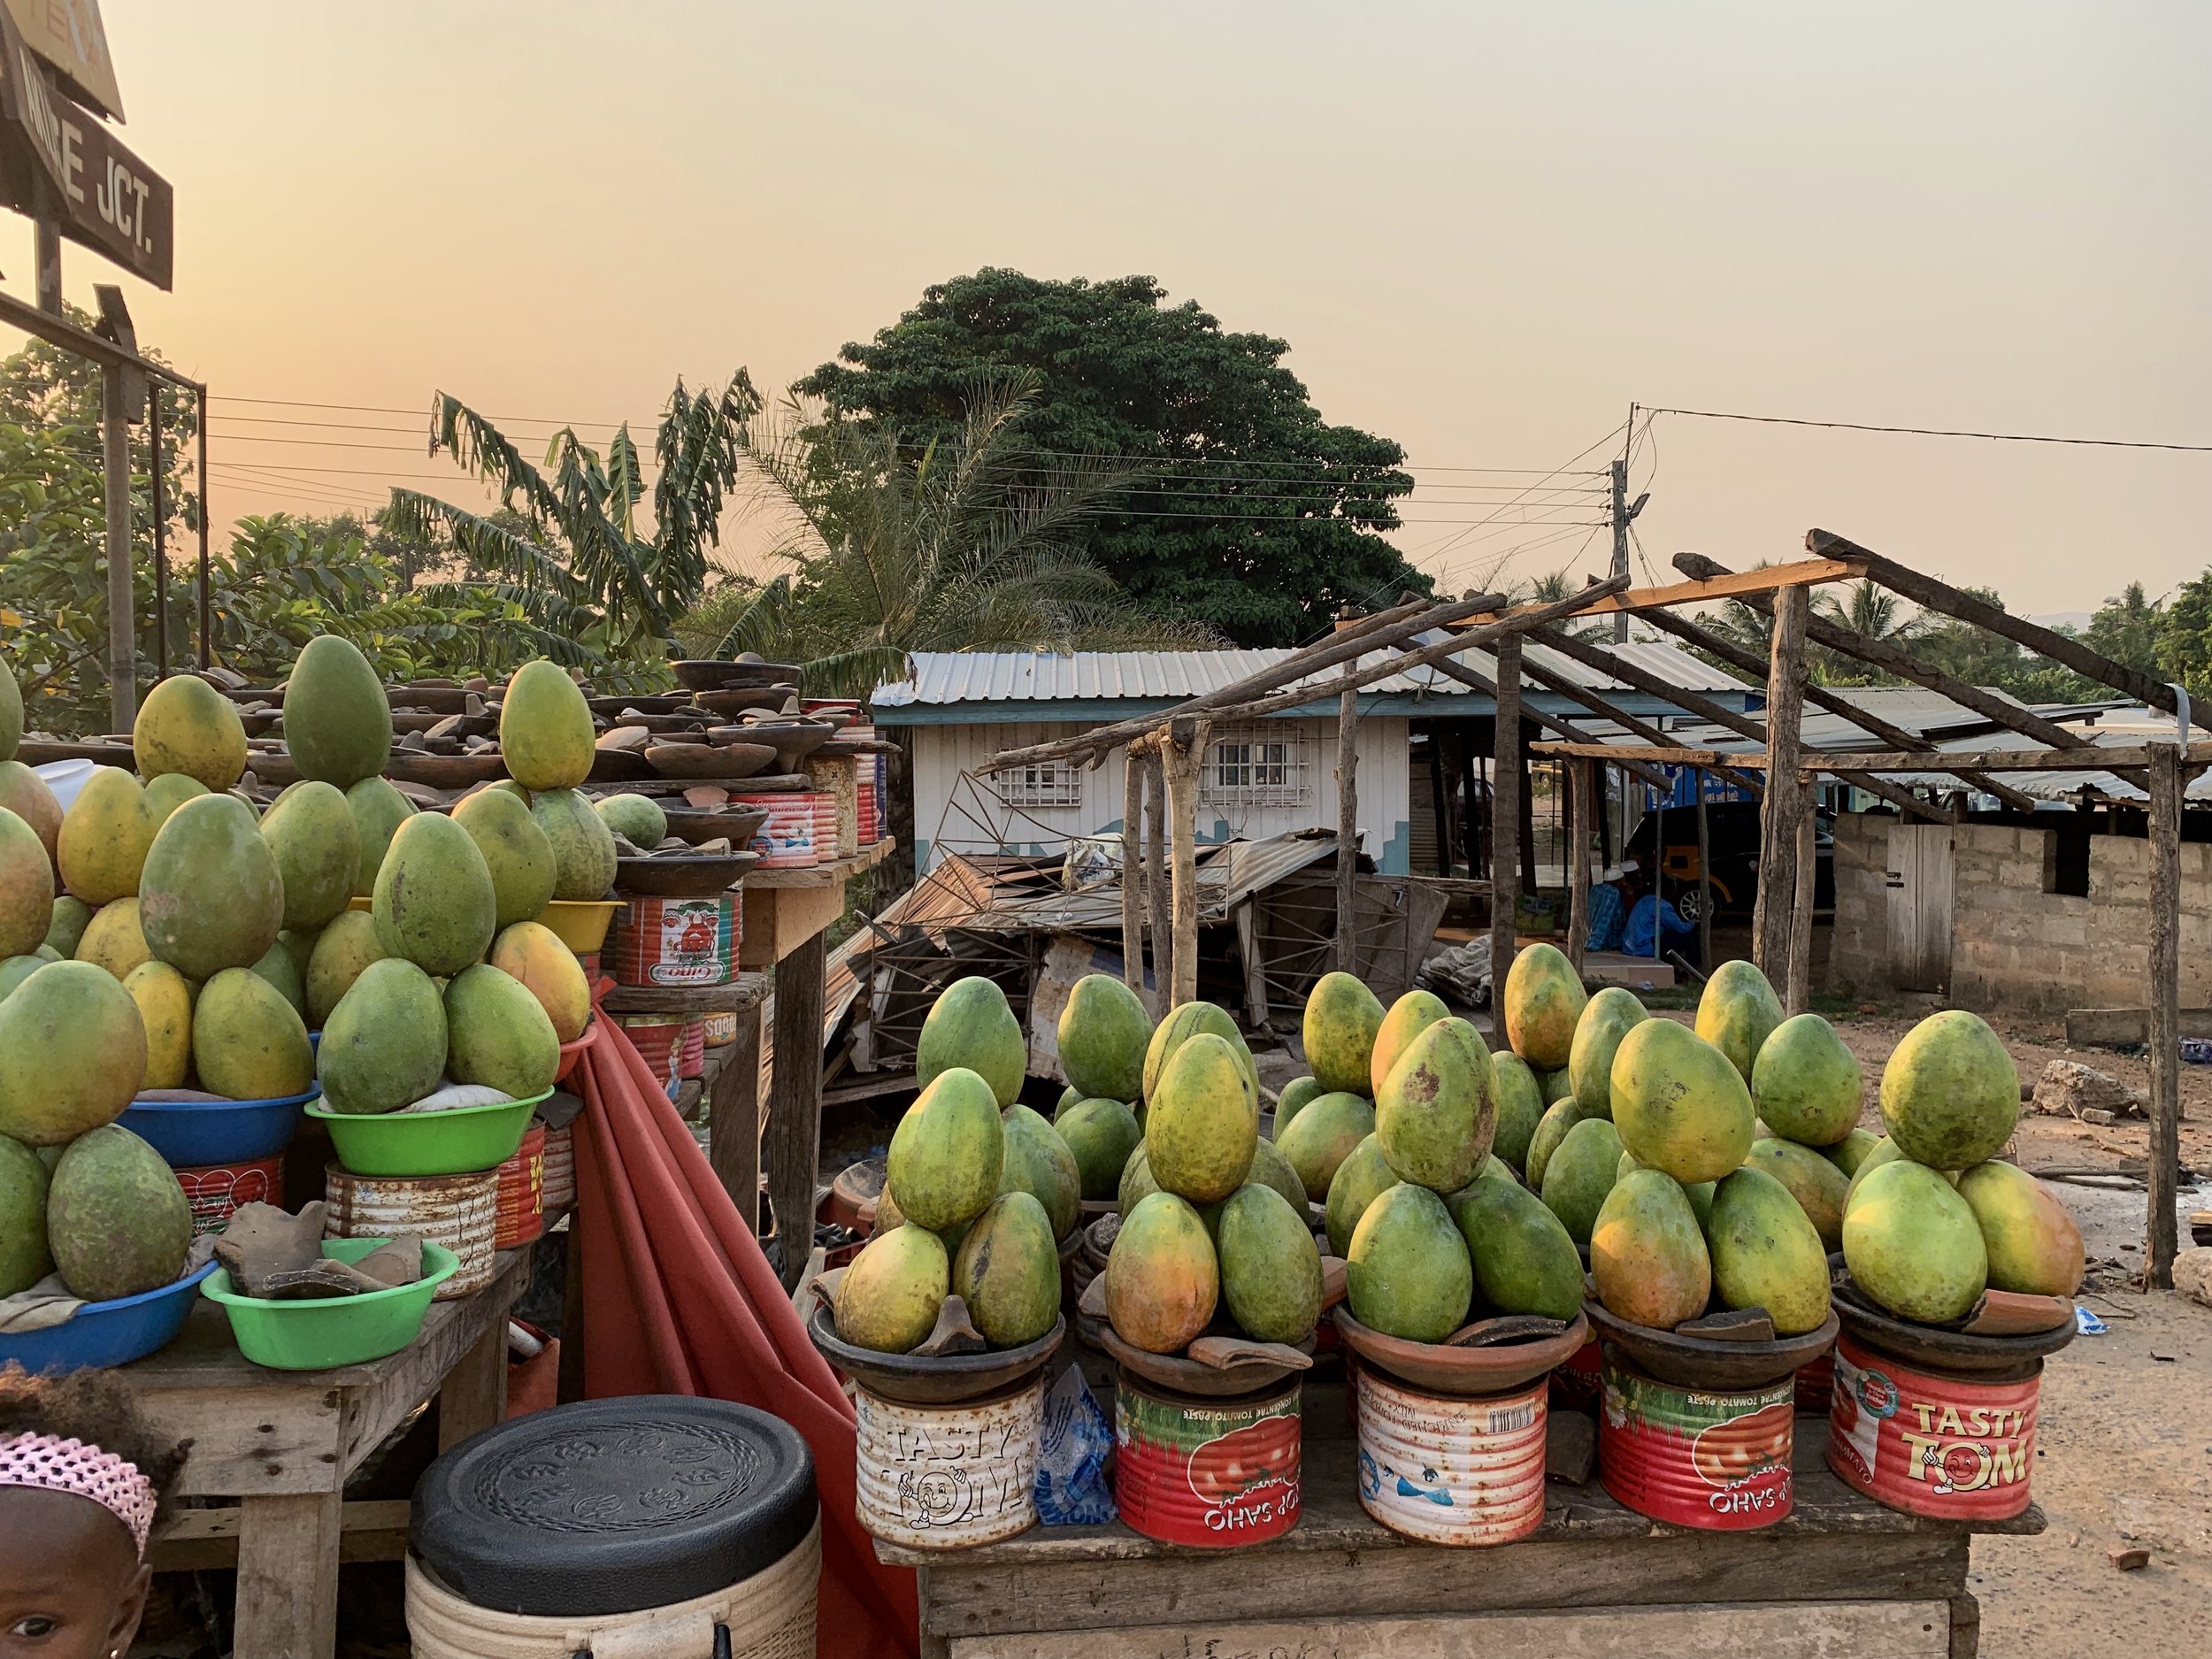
(1795, 1350, 1838, 1417)
(609, 895, 738, 989)
(323, 1164, 499, 1301)
(539, 1120, 575, 1214)
(1550, 1324, 1604, 1413)
(853, 1374, 1044, 1550)
(1600, 1356, 1795, 1530)
(1114, 1371, 1302, 1548)
(1827, 1332, 2040, 1520)
(173, 1156, 282, 1236)
(491, 1121, 546, 1251)
(1356, 1366, 1547, 1546)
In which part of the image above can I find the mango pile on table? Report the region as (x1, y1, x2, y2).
(0, 646, 606, 1282)
(834, 975, 1081, 1354)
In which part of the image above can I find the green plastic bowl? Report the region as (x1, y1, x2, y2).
(304, 1089, 553, 1177)
(203, 1238, 460, 1370)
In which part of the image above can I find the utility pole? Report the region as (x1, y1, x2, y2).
(1609, 403, 1649, 642)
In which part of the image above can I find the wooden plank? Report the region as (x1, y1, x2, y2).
(1144, 753, 1170, 1019)
(1121, 754, 1146, 998)
(1234, 901, 1270, 1029)
(1535, 743, 1744, 767)
(600, 975, 767, 1015)
(1490, 635, 1524, 1041)
(234, 1491, 344, 1659)
(944, 1600, 1955, 1659)
(2147, 742, 2185, 1288)
(1793, 741, 2212, 773)
(1164, 720, 1206, 1008)
(744, 836, 895, 889)
(1755, 585, 1810, 983)
(739, 880, 844, 968)
(149, 1498, 411, 1572)
(979, 591, 1504, 773)
(1454, 557, 1866, 624)
(1568, 759, 1593, 975)
(1788, 808, 1816, 1015)
(336, 1255, 526, 1476)
(1635, 602, 2038, 812)
(1424, 655, 1674, 794)
(711, 997, 764, 1231)
(1694, 768, 1713, 968)
(1337, 683, 1361, 972)
(436, 1318, 509, 1451)
(2062, 1005, 2212, 1047)
(1814, 528, 2199, 723)
(767, 926, 828, 1287)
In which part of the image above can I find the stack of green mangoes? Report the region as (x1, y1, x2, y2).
(1307, 972, 1586, 1341)
(835, 975, 1077, 1355)
(1840, 1010, 2082, 1322)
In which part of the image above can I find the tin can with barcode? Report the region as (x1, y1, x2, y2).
(1355, 1367, 1548, 1545)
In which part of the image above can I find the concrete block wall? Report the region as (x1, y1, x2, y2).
(1826, 811, 2212, 1015)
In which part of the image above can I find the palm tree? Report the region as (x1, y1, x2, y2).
(383, 373, 761, 668)
(680, 376, 1217, 696)
(1811, 579, 1918, 685)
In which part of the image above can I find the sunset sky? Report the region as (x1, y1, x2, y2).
(6, 2, 2207, 618)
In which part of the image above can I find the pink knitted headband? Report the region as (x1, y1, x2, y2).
(0, 1433, 157, 1554)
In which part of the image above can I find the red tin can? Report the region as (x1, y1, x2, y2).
(1827, 1333, 2040, 1521)
(1795, 1351, 1838, 1417)
(492, 1121, 547, 1250)
(173, 1156, 283, 1236)
(1599, 1356, 1794, 1530)
(1114, 1371, 1302, 1548)
(609, 895, 738, 988)
(1549, 1325, 1603, 1413)
(677, 1017, 707, 1079)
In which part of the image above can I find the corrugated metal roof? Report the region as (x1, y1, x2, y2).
(874, 639, 1749, 709)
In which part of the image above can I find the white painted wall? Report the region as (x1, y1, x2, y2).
(907, 716, 1414, 874)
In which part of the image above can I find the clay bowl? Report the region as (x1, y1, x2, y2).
(386, 685, 471, 715)
(733, 721, 833, 771)
(604, 711, 709, 735)
(806, 1305, 1064, 1406)
(1832, 1280, 2073, 1377)
(1333, 1305, 1590, 1398)
(1097, 1323, 1316, 1398)
(695, 686, 798, 718)
(390, 710, 453, 735)
(672, 658, 802, 692)
(646, 742, 776, 780)
(588, 747, 657, 784)
(613, 850, 757, 898)
(245, 747, 301, 787)
(383, 752, 511, 788)
(1583, 1298, 1839, 1391)
(657, 803, 772, 847)
(588, 693, 687, 716)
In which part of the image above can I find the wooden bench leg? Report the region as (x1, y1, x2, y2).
(1949, 1592, 1980, 1659)
(439, 1317, 509, 1451)
(234, 1491, 343, 1659)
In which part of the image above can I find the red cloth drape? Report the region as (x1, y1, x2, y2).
(574, 1018, 918, 1659)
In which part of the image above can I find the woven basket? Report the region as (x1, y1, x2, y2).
(403, 1515, 819, 1658)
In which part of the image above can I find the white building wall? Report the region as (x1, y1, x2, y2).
(908, 717, 1414, 874)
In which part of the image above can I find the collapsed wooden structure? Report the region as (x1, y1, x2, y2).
(978, 529, 2203, 1288)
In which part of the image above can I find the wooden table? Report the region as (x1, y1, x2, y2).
(879, 1394, 2039, 1659)
(121, 1250, 528, 1659)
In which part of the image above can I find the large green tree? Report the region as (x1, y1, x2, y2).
(799, 270, 1424, 646)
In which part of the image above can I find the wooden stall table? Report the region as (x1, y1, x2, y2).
(119, 1250, 529, 1659)
(879, 1395, 2039, 1659)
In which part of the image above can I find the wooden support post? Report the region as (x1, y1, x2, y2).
(1755, 586, 1810, 979)
(710, 1000, 763, 1233)
(1426, 731, 1453, 876)
(1518, 751, 1538, 898)
(1489, 637, 1524, 1041)
(2146, 742, 2184, 1288)
(1164, 721, 1206, 1009)
(1788, 806, 1816, 1014)
(1459, 739, 1482, 875)
(438, 1321, 509, 1452)
(1122, 757, 1147, 996)
(1337, 687, 1361, 972)
(1145, 752, 1171, 1017)
(1652, 789, 1666, 962)
(102, 365, 135, 733)
(234, 1492, 343, 1659)
(767, 930, 827, 1289)
(1567, 760, 1593, 975)
(1694, 769, 1712, 970)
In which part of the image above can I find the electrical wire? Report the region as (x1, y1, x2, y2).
(1420, 421, 1630, 570)
(1646, 405, 2212, 454)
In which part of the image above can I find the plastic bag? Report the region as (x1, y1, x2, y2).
(1033, 1363, 1117, 1525)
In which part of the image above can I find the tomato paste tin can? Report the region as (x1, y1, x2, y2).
(1113, 1371, 1302, 1548)
(1599, 1356, 1794, 1530)
(173, 1156, 283, 1236)
(1795, 1350, 1838, 1417)
(491, 1120, 546, 1250)
(539, 1119, 575, 1214)
(618, 1015, 685, 1100)
(1355, 1367, 1548, 1545)
(1550, 1324, 1603, 1412)
(610, 895, 737, 988)
(1827, 1333, 2040, 1520)
(852, 1374, 1044, 1550)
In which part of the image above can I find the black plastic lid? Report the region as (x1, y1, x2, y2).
(410, 1396, 817, 1617)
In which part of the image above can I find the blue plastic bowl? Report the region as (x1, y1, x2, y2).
(0, 1262, 220, 1373)
(119, 1087, 318, 1166)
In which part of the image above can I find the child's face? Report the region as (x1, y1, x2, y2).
(0, 1488, 148, 1659)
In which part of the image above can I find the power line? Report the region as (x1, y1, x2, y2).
(1646, 405, 2212, 454)
(1419, 421, 1631, 568)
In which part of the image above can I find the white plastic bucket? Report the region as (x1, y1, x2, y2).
(33, 758, 97, 812)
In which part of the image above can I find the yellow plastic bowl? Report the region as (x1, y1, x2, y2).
(347, 895, 373, 912)
(539, 900, 621, 953)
